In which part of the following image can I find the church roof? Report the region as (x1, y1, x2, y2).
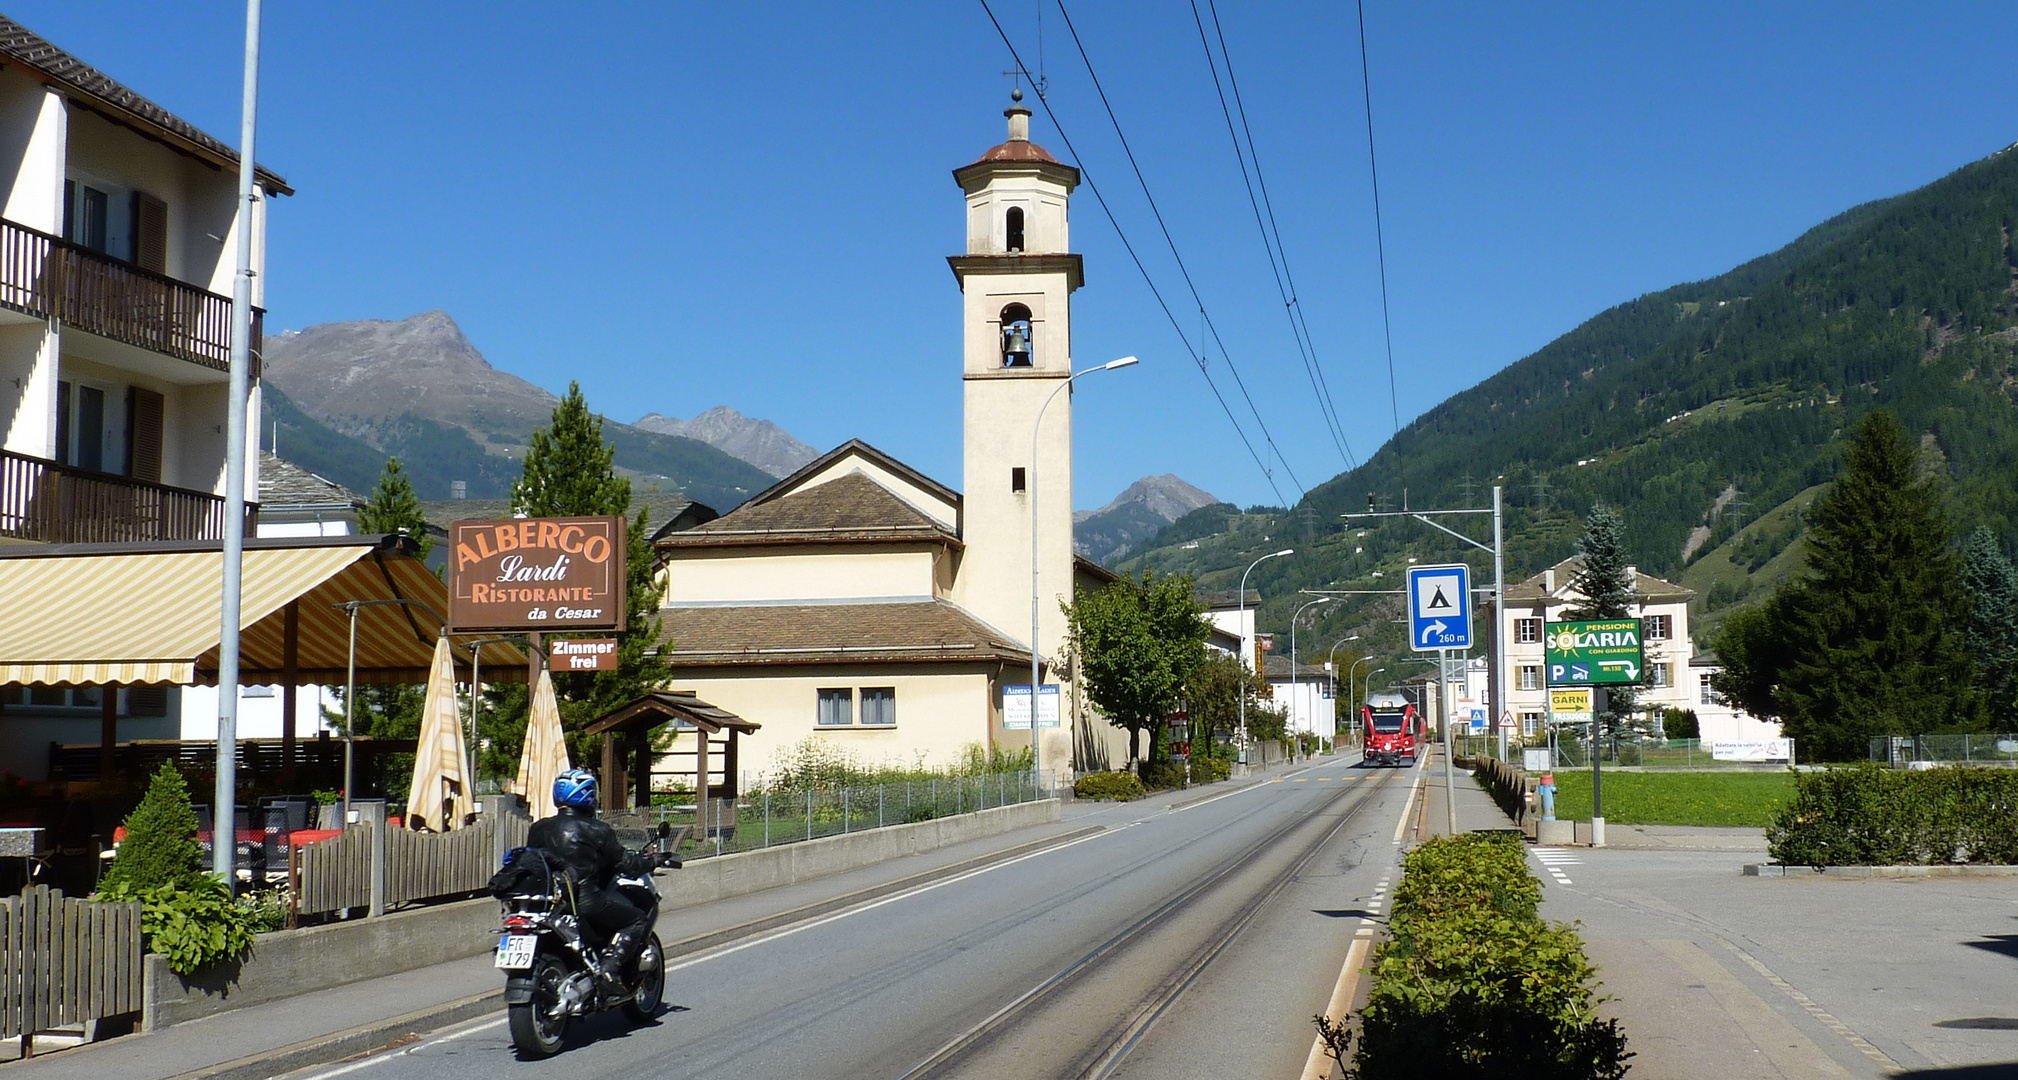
(659, 470, 958, 549)
(969, 138, 1061, 166)
(658, 600, 1031, 667)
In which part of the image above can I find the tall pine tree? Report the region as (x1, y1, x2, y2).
(1765, 411, 1982, 759)
(1565, 504, 1640, 733)
(357, 457, 431, 562)
(1964, 526, 2018, 726)
(490, 382, 670, 765)
(328, 456, 434, 794)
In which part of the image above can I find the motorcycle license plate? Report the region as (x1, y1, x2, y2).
(496, 933, 536, 970)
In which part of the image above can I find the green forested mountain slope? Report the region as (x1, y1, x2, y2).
(1124, 144, 2018, 657)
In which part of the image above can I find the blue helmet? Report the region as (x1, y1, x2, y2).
(553, 768, 598, 811)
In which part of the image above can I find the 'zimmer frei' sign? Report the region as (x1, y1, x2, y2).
(447, 516, 627, 633)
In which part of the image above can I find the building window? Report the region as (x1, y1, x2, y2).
(817, 688, 853, 726)
(1645, 614, 1671, 640)
(1011, 467, 1026, 493)
(1700, 676, 1721, 706)
(1000, 303, 1034, 366)
(1650, 663, 1671, 688)
(1006, 206, 1025, 253)
(1515, 618, 1542, 644)
(1518, 665, 1541, 691)
(1, 685, 102, 710)
(1520, 712, 1542, 737)
(860, 687, 896, 726)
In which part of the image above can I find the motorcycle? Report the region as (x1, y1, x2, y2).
(490, 821, 681, 1058)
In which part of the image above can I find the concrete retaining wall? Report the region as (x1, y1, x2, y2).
(144, 798, 1059, 1029)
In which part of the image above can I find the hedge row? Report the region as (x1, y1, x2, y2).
(1344, 833, 1630, 1080)
(1767, 763, 2018, 867)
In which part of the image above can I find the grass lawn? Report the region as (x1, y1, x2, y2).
(1541, 770, 1797, 827)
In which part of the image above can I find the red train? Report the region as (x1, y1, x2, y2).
(1362, 691, 1420, 767)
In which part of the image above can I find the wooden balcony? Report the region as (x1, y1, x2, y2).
(0, 449, 251, 544)
(0, 218, 260, 374)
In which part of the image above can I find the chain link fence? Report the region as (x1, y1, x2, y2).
(1870, 735, 2018, 766)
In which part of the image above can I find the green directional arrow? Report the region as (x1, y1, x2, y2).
(1545, 619, 1644, 686)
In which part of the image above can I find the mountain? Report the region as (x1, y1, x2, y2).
(262, 312, 777, 510)
(1122, 143, 2018, 655)
(633, 406, 819, 478)
(1073, 475, 1222, 564)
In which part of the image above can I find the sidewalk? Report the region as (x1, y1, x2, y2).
(0, 758, 1309, 1080)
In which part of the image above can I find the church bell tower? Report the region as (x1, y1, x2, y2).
(948, 94, 1084, 765)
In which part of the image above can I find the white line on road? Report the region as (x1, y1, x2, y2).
(1531, 847, 1576, 885)
(1392, 772, 1424, 845)
(1299, 937, 1372, 1080)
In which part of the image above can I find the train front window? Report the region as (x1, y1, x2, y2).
(1369, 712, 1405, 734)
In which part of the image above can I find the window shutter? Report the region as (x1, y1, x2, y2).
(126, 386, 164, 482)
(133, 192, 169, 273)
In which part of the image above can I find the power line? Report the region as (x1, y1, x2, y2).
(1192, 0, 1358, 473)
(976, 0, 1287, 506)
(1355, 0, 1404, 490)
(1049, 0, 1307, 500)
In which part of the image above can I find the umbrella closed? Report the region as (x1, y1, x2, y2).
(406, 635, 472, 831)
(516, 668, 570, 820)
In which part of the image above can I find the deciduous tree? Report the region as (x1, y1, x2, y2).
(1065, 571, 1210, 768)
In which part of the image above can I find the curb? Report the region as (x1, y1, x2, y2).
(164, 823, 1106, 1080)
(1743, 863, 2018, 878)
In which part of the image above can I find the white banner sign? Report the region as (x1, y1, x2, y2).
(1712, 738, 1792, 762)
(1004, 685, 1061, 729)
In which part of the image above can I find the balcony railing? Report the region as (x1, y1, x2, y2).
(0, 449, 250, 544)
(0, 218, 260, 374)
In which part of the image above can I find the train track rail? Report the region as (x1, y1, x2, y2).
(896, 767, 1401, 1080)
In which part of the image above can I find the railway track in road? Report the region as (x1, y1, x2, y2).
(896, 767, 1402, 1080)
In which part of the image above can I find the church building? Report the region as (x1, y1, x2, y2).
(652, 97, 1124, 789)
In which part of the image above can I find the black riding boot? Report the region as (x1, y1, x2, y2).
(599, 925, 648, 995)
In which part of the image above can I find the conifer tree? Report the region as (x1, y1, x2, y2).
(1765, 411, 1982, 759)
(330, 455, 432, 793)
(99, 762, 204, 892)
(1565, 504, 1640, 732)
(492, 382, 669, 764)
(358, 457, 432, 562)
(1964, 527, 2018, 725)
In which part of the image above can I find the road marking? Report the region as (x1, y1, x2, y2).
(1720, 941, 1900, 1072)
(1392, 772, 1424, 845)
(291, 1014, 506, 1080)
(1531, 846, 1576, 885)
(1300, 937, 1373, 1080)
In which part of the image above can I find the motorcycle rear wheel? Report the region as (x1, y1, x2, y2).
(622, 933, 665, 1021)
(508, 953, 570, 1059)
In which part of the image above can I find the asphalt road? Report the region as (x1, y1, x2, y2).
(283, 758, 1420, 1080)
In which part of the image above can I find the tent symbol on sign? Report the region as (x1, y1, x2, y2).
(1426, 585, 1453, 611)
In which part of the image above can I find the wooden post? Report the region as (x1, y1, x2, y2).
(281, 600, 299, 782)
(599, 733, 618, 805)
(99, 687, 117, 782)
(631, 732, 648, 811)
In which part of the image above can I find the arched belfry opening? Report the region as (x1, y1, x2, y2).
(1000, 303, 1033, 367)
(1006, 206, 1025, 253)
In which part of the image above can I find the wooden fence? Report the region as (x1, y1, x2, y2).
(294, 808, 529, 917)
(1, 885, 143, 1055)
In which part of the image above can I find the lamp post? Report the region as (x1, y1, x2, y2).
(1031, 356, 1138, 792)
(1341, 651, 1372, 748)
(1288, 597, 1332, 763)
(1237, 548, 1294, 773)
(1325, 635, 1361, 754)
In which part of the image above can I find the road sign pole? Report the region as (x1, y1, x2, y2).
(1442, 647, 1457, 836)
(1591, 685, 1606, 847)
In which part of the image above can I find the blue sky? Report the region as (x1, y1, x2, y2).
(21, 2, 2018, 510)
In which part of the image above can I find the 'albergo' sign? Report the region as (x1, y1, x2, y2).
(448, 516, 627, 633)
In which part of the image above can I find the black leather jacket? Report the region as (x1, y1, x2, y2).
(527, 806, 648, 889)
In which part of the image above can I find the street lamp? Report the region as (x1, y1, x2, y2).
(1237, 547, 1294, 772)
(1289, 597, 1332, 763)
(1342, 651, 1373, 748)
(1325, 635, 1361, 754)
(1031, 356, 1138, 792)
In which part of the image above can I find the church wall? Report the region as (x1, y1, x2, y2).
(663, 547, 938, 605)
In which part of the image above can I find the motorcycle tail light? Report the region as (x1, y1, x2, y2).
(503, 915, 535, 932)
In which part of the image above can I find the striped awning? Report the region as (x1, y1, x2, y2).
(0, 535, 527, 686)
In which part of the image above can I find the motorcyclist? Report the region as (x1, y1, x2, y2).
(526, 768, 655, 994)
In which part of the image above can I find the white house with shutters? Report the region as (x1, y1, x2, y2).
(0, 15, 286, 549)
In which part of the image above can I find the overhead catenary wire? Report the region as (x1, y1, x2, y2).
(1052, 0, 1306, 500)
(1356, 0, 1405, 490)
(1192, 0, 1359, 474)
(977, 0, 1288, 505)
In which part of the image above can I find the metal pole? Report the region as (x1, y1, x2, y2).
(1289, 598, 1330, 765)
(1592, 686, 1606, 846)
(1442, 647, 1457, 836)
(342, 603, 357, 826)
(212, 0, 262, 883)
(1238, 549, 1294, 773)
(1493, 486, 1508, 762)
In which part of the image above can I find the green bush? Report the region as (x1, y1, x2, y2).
(1344, 833, 1630, 1079)
(1767, 763, 2018, 867)
(1139, 760, 1188, 791)
(100, 762, 205, 892)
(96, 877, 261, 976)
(1073, 771, 1146, 801)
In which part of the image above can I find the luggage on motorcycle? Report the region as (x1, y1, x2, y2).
(489, 845, 575, 900)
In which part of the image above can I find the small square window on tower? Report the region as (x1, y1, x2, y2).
(1011, 467, 1027, 493)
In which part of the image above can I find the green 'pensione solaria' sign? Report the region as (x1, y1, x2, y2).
(1544, 619, 1644, 686)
